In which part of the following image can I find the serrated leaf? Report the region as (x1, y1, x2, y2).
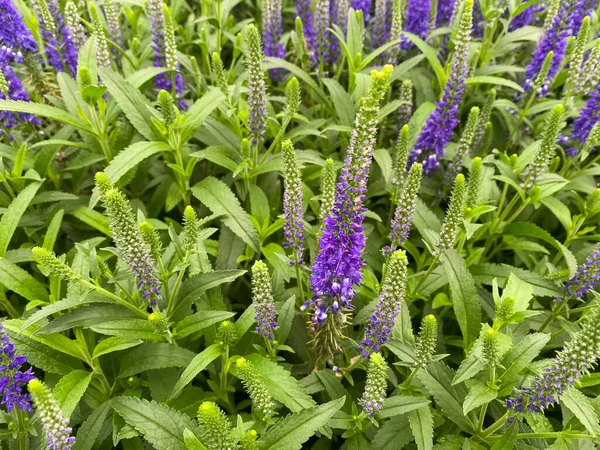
(322, 78, 355, 127)
(0, 181, 41, 256)
(371, 416, 413, 450)
(72, 401, 111, 450)
(98, 68, 161, 141)
(0, 257, 49, 302)
(0, 100, 92, 132)
(21, 296, 107, 330)
(462, 382, 498, 415)
(37, 304, 138, 334)
(170, 343, 221, 400)
(258, 397, 344, 450)
(246, 354, 316, 412)
(104, 141, 172, 186)
(191, 177, 259, 251)
(276, 295, 296, 344)
(91, 319, 163, 340)
(466, 76, 524, 92)
(490, 423, 517, 450)
(418, 362, 474, 432)
(53, 370, 93, 416)
(497, 333, 550, 392)
(377, 396, 431, 419)
(470, 263, 562, 297)
(181, 89, 226, 142)
(173, 311, 235, 338)
(119, 343, 195, 378)
(173, 269, 245, 318)
(408, 406, 434, 450)
(183, 428, 208, 450)
(560, 387, 599, 433)
(442, 249, 481, 350)
(112, 397, 202, 450)
(92, 337, 143, 359)
(497, 273, 534, 312)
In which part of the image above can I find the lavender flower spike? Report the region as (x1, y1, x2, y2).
(251, 260, 278, 340)
(388, 163, 423, 252)
(295, 0, 315, 51)
(359, 249, 408, 356)
(410, 0, 473, 175)
(572, 82, 600, 145)
(372, 0, 390, 50)
(314, 0, 331, 68)
(244, 24, 268, 141)
(506, 306, 600, 419)
(282, 140, 304, 265)
(28, 379, 76, 450)
(95, 173, 161, 307)
(305, 65, 393, 326)
(351, 0, 372, 24)
(564, 243, 600, 299)
(359, 353, 388, 416)
(262, 0, 284, 61)
(0, 322, 35, 412)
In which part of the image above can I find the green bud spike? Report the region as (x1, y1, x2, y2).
(240, 429, 258, 450)
(388, 0, 403, 64)
(319, 158, 337, 222)
(526, 104, 564, 188)
(532, 51, 554, 98)
(496, 295, 514, 322)
(294, 16, 308, 63)
(77, 66, 93, 92)
(465, 157, 483, 209)
(96, 255, 113, 279)
(212, 52, 230, 101)
(161, 4, 178, 71)
(482, 328, 500, 368)
(392, 124, 410, 185)
(217, 320, 238, 347)
(359, 352, 388, 417)
(475, 89, 496, 146)
(241, 138, 251, 161)
(190, 55, 203, 94)
(139, 221, 162, 259)
(197, 402, 237, 450)
(32, 247, 81, 282)
(236, 357, 274, 419)
(148, 311, 170, 334)
(570, 16, 591, 95)
(89, 3, 111, 68)
(284, 77, 301, 121)
(445, 106, 480, 186)
(583, 122, 600, 156)
(0, 69, 7, 96)
(415, 314, 438, 366)
(436, 174, 466, 254)
(28, 379, 75, 449)
(95, 172, 113, 194)
(581, 39, 600, 93)
(183, 206, 199, 253)
(157, 90, 176, 127)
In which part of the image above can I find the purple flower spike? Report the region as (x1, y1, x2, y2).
(0, 322, 35, 412)
(351, 0, 372, 24)
(572, 83, 600, 145)
(402, 0, 431, 50)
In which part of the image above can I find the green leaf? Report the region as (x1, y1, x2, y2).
(0, 181, 41, 256)
(490, 423, 517, 450)
(119, 343, 195, 378)
(275, 295, 296, 344)
(442, 249, 481, 350)
(191, 177, 259, 251)
(170, 343, 221, 400)
(21, 296, 106, 330)
(400, 32, 447, 89)
(173, 269, 245, 318)
(377, 396, 431, 419)
(183, 429, 208, 450)
(126, 67, 168, 88)
(408, 406, 434, 450)
(37, 304, 138, 334)
(173, 311, 235, 338)
(72, 401, 111, 450)
(258, 398, 344, 450)
(462, 382, 498, 415)
(560, 387, 599, 433)
(466, 76, 524, 92)
(69, 206, 111, 236)
(112, 397, 202, 450)
(180, 89, 227, 142)
(470, 263, 562, 297)
(0, 257, 49, 302)
(246, 354, 316, 412)
(98, 68, 161, 141)
(497, 333, 550, 393)
(91, 319, 164, 340)
(105, 141, 172, 186)
(322, 78, 355, 127)
(418, 362, 473, 432)
(498, 273, 533, 313)
(0, 100, 92, 132)
(540, 197, 572, 232)
(53, 370, 93, 416)
(92, 337, 143, 359)
(371, 416, 413, 450)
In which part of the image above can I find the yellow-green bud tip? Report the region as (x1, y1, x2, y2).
(249, 430, 257, 437)
(28, 379, 42, 391)
(236, 357, 247, 366)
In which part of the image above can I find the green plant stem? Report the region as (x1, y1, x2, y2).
(82, 279, 148, 318)
(16, 408, 29, 450)
(411, 254, 441, 297)
(517, 432, 591, 440)
(401, 366, 420, 387)
(294, 260, 305, 304)
(479, 412, 509, 439)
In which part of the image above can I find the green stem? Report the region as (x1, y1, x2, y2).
(81, 280, 148, 318)
(294, 261, 305, 304)
(517, 432, 592, 440)
(479, 412, 509, 439)
(16, 408, 29, 450)
(411, 255, 441, 297)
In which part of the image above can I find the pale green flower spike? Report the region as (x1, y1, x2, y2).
(236, 357, 275, 419)
(148, 311, 170, 334)
(32, 247, 81, 282)
(139, 221, 162, 259)
(435, 173, 466, 254)
(284, 77, 301, 121)
(415, 314, 438, 366)
(496, 295, 515, 322)
(217, 320, 238, 347)
(465, 157, 483, 209)
(183, 205, 199, 253)
(240, 429, 258, 450)
(212, 52, 230, 101)
(474, 89, 495, 147)
(158, 90, 176, 127)
(77, 66, 93, 92)
(525, 104, 564, 188)
(359, 352, 388, 417)
(392, 124, 410, 186)
(0, 69, 8, 96)
(387, 0, 403, 64)
(319, 158, 337, 222)
(445, 106, 480, 186)
(569, 16, 590, 96)
(482, 329, 500, 368)
(197, 402, 238, 450)
(90, 3, 111, 68)
(161, 4, 178, 72)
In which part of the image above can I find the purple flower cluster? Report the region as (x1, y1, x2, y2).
(359, 250, 408, 356)
(572, 83, 600, 146)
(410, 0, 472, 174)
(0, 322, 35, 412)
(564, 244, 600, 299)
(263, 0, 285, 80)
(314, 0, 332, 67)
(305, 66, 392, 325)
(371, 0, 391, 50)
(506, 308, 600, 419)
(509, 5, 535, 31)
(402, 0, 431, 50)
(436, 0, 456, 27)
(0, 0, 40, 138)
(522, 0, 585, 96)
(351, 0, 372, 24)
(295, 0, 314, 48)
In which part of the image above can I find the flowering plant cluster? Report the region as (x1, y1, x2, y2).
(1, 0, 600, 448)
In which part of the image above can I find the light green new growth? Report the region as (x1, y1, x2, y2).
(161, 4, 178, 71)
(183, 205, 199, 253)
(212, 52, 230, 101)
(158, 90, 176, 127)
(190, 55, 203, 93)
(284, 77, 301, 121)
(465, 157, 483, 209)
(496, 295, 514, 322)
(415, 314, 437, 366)
(148, 311, 170, 334)
(77, 66, 93, 92)
(436, 174, 466, 254)
(320, 158, 337, 221)
(393, 124, 410, 185)
(482, 328, 500, 368)
(240, 429, 258, 450)
(197, 402, 238, 450)
(217, 320, 238, 347)
(236, 357, 274, 419)
(139, 221, 162, 259)
(527, 104, 564, 187)
(569, 16, 591, 95)
(32, 247, 81, 282)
